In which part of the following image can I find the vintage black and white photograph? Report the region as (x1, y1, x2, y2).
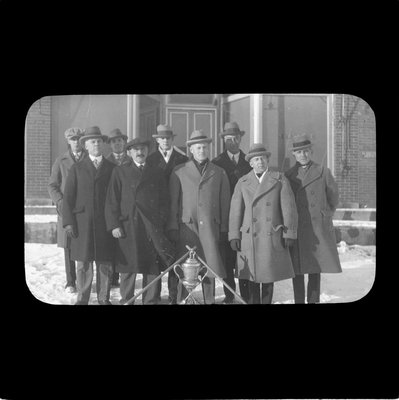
(24, 94, 376, 306)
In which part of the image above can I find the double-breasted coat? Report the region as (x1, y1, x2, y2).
(62, 157, 116, 262)
(167, 160, 231, 279)
(48, 149, 87, 248)
(285, 162, 342, 275)
(105, 163, 175, 274)
(228, 170, 298, 283)
(146, 147, 188, 181)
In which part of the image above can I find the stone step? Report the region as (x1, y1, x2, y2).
(333, 208, 376, 221)
(25, 205, 57, 215)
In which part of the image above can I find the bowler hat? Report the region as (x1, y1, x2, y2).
(126, 137, 151, 150)
(64, 127, 85, 140)
(79, 126, 108, 145)
(289, 134, 313, 152)
(107, 128, 128, 143)
(245, 143, 271, 162)
(186, 130, 212, 146)
(219, 122, 245, 138)
(152, 124, 176, 138)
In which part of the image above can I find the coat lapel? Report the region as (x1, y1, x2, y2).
(244, 170, 259, 196)
(186, 160, 202, 184)
(299, 162, 323, 188)
(200, 161, 216, 184)
(252, 170, 280, 204)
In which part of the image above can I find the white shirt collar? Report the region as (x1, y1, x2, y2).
(133, 160, 145, 168)
(113, 152, 123, 158)
(89, 154, 103, 162)
(227, 150, 239, 163)
(159, 147, 173, 162)
(254, 168, 268, 182)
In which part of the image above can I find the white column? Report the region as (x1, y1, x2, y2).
(251, 94, 263, 144)
(127, 94, 140, 140)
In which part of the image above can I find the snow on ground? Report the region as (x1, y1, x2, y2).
(24, 243, 376, 305)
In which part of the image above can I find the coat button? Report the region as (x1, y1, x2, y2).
(266, 202, 271, 206)
(310, 203, 315, 207)
(311, 190, 315, 195)
(267, 232, 272, 236)
(199, 221, 203, 225)
(253, 232, 257, 237)
(253, 218, 257, 222)
(266, 217, 271, 221)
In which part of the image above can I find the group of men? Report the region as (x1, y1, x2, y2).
(48, 121, 342, 305)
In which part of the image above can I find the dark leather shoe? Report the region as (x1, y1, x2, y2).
(98, 300, 113, 305)
(222, 297, 234, 304)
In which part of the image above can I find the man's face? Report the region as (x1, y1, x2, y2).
(292, 148, 312, 165)
(129, 144, 148, 164)
(224, 134, 241, 154)
(85, 138, 104, 157)
(190, 143, 209, 162)
(156, 136, 173, 151)
(250, 155, 269, 174)
(110, 137, 125, 154)
(68, 137, 82, 153)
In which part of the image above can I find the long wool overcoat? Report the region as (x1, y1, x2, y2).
(62, 157, 116, 262)
(285, 162, 342, 275)
(228, 170, 298, 283)
(167, 160, 231, 279)
(48, 150, 87, 248)
(105, 163, 175, 274)
(146, 147, 188, 181)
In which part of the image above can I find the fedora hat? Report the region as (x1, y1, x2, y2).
(245, 143, 271, 162)
(64, 127, 85, 140)
(152, 124, 176, 138)
(289, 134, 313, 152)
(186, 130, 212, 146)
(79, 126, 108, 145)
(126, 137, 151, 150)
(107, 128, 128, 143)
(219, 121, 245, 138)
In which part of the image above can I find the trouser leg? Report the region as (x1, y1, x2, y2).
(261, 282, 274, 304)
(307, 273, 321, 303)
(96, 262, 113, 303)
(167, 269, 179, 303)
(238, 279, 250, 303)
(111, 262, 119, 286)
(119, 273, 137, 304)
(222, 243, 236, 301)
(292, 275, 306, 304)
(76, 261, 93, 304)
(142, 274, 159, 305)
(248, 281, 261, 304)
(201, 276, 215, 304)
(64, 247, 76, 287)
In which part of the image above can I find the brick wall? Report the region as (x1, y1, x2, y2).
(333, 94, 376, 207)
(25, 97, 52, 203)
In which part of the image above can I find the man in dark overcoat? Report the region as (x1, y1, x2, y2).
(285, 134, 342, 303)
(105, 137, 175, 305)
(212, 122, 252, 303)
(62, 127, 116, 305)
(147, 124, 188, 304)
(229, 143, 298, 304)
(48, 127, 87, 293)
(167, 130, 231, 304)
(106, 128, 132, 288)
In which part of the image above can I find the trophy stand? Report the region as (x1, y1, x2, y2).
(124, 245, 247, 305)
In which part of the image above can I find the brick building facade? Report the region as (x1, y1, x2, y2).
(24, 94, 376, 207)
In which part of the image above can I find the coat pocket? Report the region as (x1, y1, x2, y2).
(271, 229, 285, 251)
(72, 205, 85, 214)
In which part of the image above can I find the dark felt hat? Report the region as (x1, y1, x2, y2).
(126, 137, 151, 150)
(79, 126, 108, 145)
(152, 124, 176, 138)
(107, 128, 128, 143)
(245, 143, 271, 162)
(186, 130, 212, 146)
(289, 134, 313, 152)
(219, 122, 245, 138)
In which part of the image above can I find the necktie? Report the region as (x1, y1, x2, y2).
(139, 164, 144, 171)
(116, 154, 122, 165)
(93, 158, 99, 169)
(256, 172, 263, 178)
(164, 151, 168, 157)
(231, 155, 237, 165)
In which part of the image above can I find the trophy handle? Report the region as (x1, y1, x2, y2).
(198, 265, 208, 282)
(173, 264, 183, 280)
